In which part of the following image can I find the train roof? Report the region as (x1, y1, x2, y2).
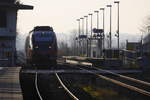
(33, 26, 54, 32)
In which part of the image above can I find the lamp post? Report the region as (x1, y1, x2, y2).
(80, 17, 84, 56)
(107, 34, 110, 49)
(77, 19, 81, 36)
(80, 17, 84, 35)
(88, 13, 93, 57)
(106, 5, 112, 49)
(94, 11, 99, 29)
(100, 8, 105, 56)
(94, 10, 100, 57)
(84, 16, 88, 57)
(84, 16, 88, 37)
(77, 19, 80, 56)
(114, 1, 120, 50)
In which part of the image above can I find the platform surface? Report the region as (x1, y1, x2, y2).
(0, 67, 22, 100)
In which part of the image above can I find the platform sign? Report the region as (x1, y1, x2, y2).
(93, 28, 104, 33)
(79, 35, 87, 39)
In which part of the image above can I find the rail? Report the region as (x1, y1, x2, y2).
(93, 67, 150, 87)
(35, 71, 43, 100)
(55, 73, 79, 100)
(78, 67, 150, 96)
(66, 58, 150, 87)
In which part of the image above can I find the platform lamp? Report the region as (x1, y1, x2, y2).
(84, 16, 89, 57)
(106, 5, 112, 49)
(88, 13, 93, 57)
(80, 17, 84, 56)
(77, 19, 81, 56)
(114, 1, 120, 50)
(100, 8, 105, 56)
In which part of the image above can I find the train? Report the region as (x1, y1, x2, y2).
(25, 26, 57, 67)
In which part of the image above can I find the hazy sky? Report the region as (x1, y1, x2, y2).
(17, 0, 150, 36)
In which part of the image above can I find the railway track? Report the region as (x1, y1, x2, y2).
(65, 59, 150, 97)
(73, 64, 150, 97)
(55, 73, 79, 100)
(33, 68, 79, 100)
(21, 63, 96, 100)
(21, 59, 150, 99)
(35, 71, 44, 100)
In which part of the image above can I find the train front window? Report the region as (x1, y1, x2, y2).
(33, 33, 53, 42)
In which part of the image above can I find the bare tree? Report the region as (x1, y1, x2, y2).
(58, 29, 84, 56)
(69, 29, 78, 56)
(140, 15, 150, 33)
(120, 42, 126, 49)
(57, 30, 78, 56)
(58, 41, 70, 56)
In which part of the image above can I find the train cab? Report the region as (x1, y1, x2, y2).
(25, 26, 57, 67)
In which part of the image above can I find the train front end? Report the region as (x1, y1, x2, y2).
(29, 26, 57, 66)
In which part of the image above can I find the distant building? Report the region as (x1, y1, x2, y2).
(143, 34, 150, 53)
(90, 39, 103, 58)
(90, 40, 97, 57)
(0, 1, 33, 67)
(126, 40, 141, 52)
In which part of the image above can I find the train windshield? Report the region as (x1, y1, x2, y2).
(33, 32, 54, 42)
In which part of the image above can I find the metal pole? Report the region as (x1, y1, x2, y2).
(118, 3, 120, 50)
(94, 11, 99, 29)
(80, 17, 84, 56)
(110, 6, 112, 49)
(83, 17, 85, 56)
(84, 16, 88, 57)
(107, 35, 110, 49)
(88, 14, 93, 57)
(77, 19, 81, 36)
(82, 18, 84, 35)
(94, 11, 100, 57)
(107, 5, 112, 49)
(100, 8, 105, 57)
(114, 1, 120, 50)
(77, 19, 80, 56)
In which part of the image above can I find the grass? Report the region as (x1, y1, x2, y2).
(81, 85, 129, 100)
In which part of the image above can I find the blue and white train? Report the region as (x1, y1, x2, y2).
(25, 26, 57, 67)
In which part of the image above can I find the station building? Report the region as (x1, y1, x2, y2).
(0, 0, 33, 67)
(143, 34, 150, 53)
(90, 40, 97, 57)
(126, 40, 141, 52)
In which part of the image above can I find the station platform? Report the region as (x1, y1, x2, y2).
(21, 69, 142, 74)
(0, 67, 22, 100)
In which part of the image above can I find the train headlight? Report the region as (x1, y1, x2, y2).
(49, 46, 52, 48)
(35, 46, 39, 49)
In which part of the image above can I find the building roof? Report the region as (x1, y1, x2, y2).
(0, 0, 16, 3)
(0, 3, 33, 10)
